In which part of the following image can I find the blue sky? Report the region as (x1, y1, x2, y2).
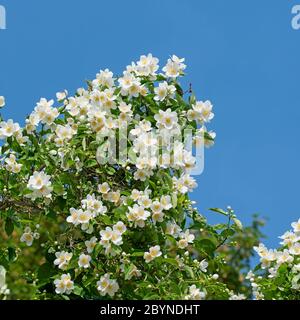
(0, 0, 300, 249)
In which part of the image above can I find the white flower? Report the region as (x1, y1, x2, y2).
(55, 124, 75, 145)
(97, 274, 119, 297)
(178, 230, 195, 249)
(154, 81, 176, 101)
(118, 71, 141, 97)
(130, 120, 152, 136)
(130, 189, 142, 201)
(144, 245, 162, 263)
(111, 231, 123, 245)
(289, 243, 300, 255)
(113, 221, 127, 235)
(268, 267, 278, 279)
(165, 221, 182, 238)
(77, 210, 93, 224)
(199, 259, 208, 273)
(34, 98, 59, 125)
(94, 69, 115, 88)
(279, 231, 299, 247)
(127, 204, 150, 228)
(154, 108, 178, 130)
(152, 211, 164, 224)
(25, 113, 39, 133)
(118, 102, 132, 113)
(66, 208, 80, 225)
(151, 200, 163, 214)
(134, 53, 159, 77)
(160, 195, 172, 210)
(0, 119, 21, 139)
(162, 55, 186, 78)
(229, 293, 246, 300)
(133, 169, 151, 181)
(98, 182, 110, 194)
(54, 274, 74, 295)
(56, 90, 68, 101)
(0, 96, 5, 108)
(292, 263, 300, 274)
(78, 254, 91, 268)
(27, 171, 53, 199)
(186, 285, 206, 300)
(5, 154, 22, 173)
(292, 219, 300, 234)
(54, 251, 73, 270)
(106, 191, 121, 204)
(276, 249, 293, 265)
(85, 237, 98, 253)
(20, 227, 34, 246)
(0, 266, 9, 296)
(254, 243, 268, 257)
(99, 222, 125, 249)
(291, 274, 300, 290)
(100, 227, 114, 241)
(194, 100, 214, 123)
(246, 271, 255, 280)
(262, 249, 277, 267)
(173, 174, 197, 194)
(138, 195, 152, 208)
(81, 194, 107, 216)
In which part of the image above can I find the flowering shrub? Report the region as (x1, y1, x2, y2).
(248, 219, 300, 300)
(0, 54, 243, 300)
(0, 53, 294, 300)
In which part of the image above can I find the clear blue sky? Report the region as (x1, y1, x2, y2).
(1, 0, 300, 249)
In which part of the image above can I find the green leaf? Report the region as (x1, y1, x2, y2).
(184, 265, 194, 278)
(8, 247, 16, 262)
(106, 166, 116, 175)
(210, 208, 228, 216)
(124, 264, 136, 280)
(37, 262, 56, 285)
(113, 206, 127, 220)
(197, 238, 217, 256)
(220, 228, 235, 238)
(101, 215, 112, 225)
(53, 183, 65, 196)
(73, 285, 84, 296)
(131, 251, 144, 257)
(162, 258, 178, 267)
(5, 218, 14, 237)
(85, 159, 98, 168)
(56, 197, 66, 211)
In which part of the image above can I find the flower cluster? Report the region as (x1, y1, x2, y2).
(100, 221, 127, 255)
(54, 251, 73, 270)
(5, 154, 22, 173)
(54, 274, 74, 295)
(249, 218, 300, 299)
(27, 171, 53, 200)
(144, 245, 162, 263)
(96, 273, 119, 297)
(20, 226, 40, 247)
(185, 285, 206, 300)
(67, 194, 107, 232)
